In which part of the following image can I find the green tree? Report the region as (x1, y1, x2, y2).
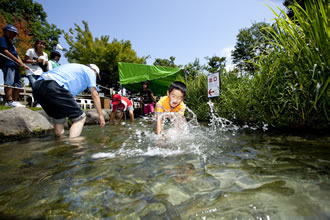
(64, 21, 147, 89)
(153, 56, 181, 68)
(0, 14, 32, 58)
(231, 22, 271, 74)
(184, 58, 204, 80)
(0, 0, 62, 52)
(205, 56, 226, 74)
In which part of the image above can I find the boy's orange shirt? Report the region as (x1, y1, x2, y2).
(155, 96, 186, 115)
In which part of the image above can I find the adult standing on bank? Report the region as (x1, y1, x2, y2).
(0, 24, 28, 107)
(33, 63, 105, 138)
(23, 39, 48, 86)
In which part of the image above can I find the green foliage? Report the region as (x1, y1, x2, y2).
(184, 74, 209, 121)
(216, 72, 267, 126)
(153, 56, 181, 68)
(184, 69, 266, 125)
(183, 58, 205, 81)
(0, 0, 62, 52)
(204, 56, 226, 74)
(231, 22, 272, 74)
(185, 0, 329, 130)
(254, 0, 330, 128)
(64, 21, 147, 88)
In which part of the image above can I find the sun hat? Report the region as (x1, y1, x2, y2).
(87, 64, 100, 79)
(3, 24, 18, 34)
(111, 94, 121, 106)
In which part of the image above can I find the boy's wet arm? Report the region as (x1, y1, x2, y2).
(155, 112, 163, 134)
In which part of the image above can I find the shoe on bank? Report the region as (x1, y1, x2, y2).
(14, 101, 26, 107)
(5, 101, 25, 107)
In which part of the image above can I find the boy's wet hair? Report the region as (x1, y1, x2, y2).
(169, 81, 187, 97)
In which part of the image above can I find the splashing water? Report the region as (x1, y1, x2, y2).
(207, 100, 239, 132)
(93, 101, 249, 160)
(207, 99, 269, 132)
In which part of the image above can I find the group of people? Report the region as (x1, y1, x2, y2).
(0, 24, 61, 107)
(1, 24, 187, 138)
(109, 80, 187, 135)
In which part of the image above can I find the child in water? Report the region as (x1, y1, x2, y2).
(155, 81, 186, 135)
(110, 94, 134, 125)
(140, 81, 156, 116)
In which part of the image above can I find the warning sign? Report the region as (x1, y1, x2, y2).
(207, 73, 220, 98)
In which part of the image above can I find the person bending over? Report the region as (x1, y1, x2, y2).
(110, 94, 134, 125)
(32, 63, 105, 138)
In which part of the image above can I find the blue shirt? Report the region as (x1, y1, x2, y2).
(39, 63, 97, 97)
(0, 37, 19, 68)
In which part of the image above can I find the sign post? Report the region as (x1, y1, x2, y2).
(207, 72, 220, 98)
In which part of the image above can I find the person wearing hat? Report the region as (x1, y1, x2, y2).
(32, 63, 105, 138)
(0, 24, 29, 107)
(110, 93, 134, 125)
(48, 50, 61, 70)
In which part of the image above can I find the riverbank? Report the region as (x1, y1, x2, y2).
(0, 107, 112, 143)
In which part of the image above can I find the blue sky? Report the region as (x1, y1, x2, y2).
(36, 0, 284, 66)
(1, 0, 284, 85)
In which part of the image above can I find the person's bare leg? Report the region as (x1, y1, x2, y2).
(129, 110, 134, 123)
(13, 88, 21, 101)
(54, 124, 65, 137)
(69, 116, 86, 138)
(4, 87, 13, 102)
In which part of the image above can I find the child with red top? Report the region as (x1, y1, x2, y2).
(110, 94, 134, 124)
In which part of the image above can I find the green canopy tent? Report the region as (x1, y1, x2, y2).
(118, 62, 184, 96)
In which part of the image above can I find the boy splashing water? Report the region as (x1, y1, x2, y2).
(155, 81, 187, 135)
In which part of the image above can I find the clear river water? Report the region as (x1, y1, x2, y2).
(0, 112, 329, 219)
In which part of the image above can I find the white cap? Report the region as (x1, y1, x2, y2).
(88, 64, 100, 75)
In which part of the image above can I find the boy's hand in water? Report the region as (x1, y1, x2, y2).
(155, 132, 167, 147)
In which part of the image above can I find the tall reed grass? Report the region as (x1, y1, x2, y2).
(256, 0, 329, 127)
(185, 0, 329, 130)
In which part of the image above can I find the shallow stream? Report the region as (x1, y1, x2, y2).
(0, 116, 329, 219)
